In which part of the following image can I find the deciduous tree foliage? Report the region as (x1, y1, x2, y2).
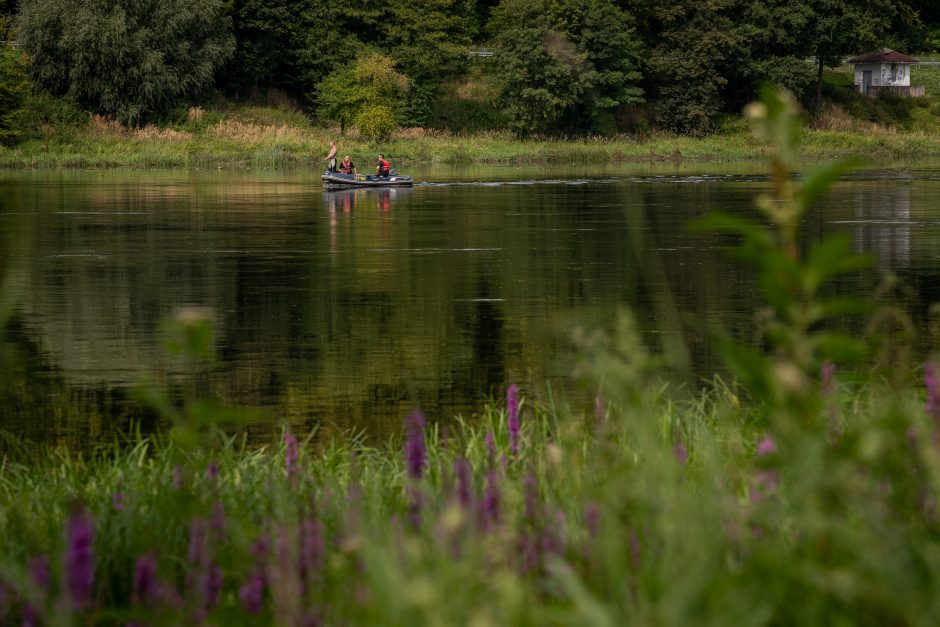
(0, 33, 28, 144)
(16, 0, 234, 125)
(650, 0, 740, 135)
(490, 0, 644, 136)
(317, 52, 409, 136)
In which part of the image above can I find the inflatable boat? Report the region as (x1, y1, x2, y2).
(321, 171, 414, 188)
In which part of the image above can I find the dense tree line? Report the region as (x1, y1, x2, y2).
(1, 0, 938, 136)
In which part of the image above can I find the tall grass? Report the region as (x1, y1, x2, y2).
(6, 98, 940, 170)
(0, 372, 938, 625)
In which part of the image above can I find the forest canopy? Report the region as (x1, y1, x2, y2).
(1, 0, 937, 136)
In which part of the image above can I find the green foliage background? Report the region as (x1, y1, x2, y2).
(0, 0, 939, 138)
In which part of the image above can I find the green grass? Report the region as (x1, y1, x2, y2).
(6, 97, 940, 170)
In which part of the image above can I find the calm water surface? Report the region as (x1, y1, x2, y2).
(2, 163, 940, 445)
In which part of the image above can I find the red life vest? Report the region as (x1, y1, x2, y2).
(378, 158, 390, 175)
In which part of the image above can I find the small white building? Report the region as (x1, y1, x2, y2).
(847, 49, 924, 97)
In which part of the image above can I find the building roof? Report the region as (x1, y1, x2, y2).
(847, 49, 919, 64)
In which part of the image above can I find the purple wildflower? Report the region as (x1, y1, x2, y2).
(523, 474, 539, 523)
(211, 500, 227, 539)
(926, 362, 940, 419)
(112, 490, 125, 512)
(239, 572, 266, 614)
(751, 470, 781, 502)
(478, 471, 501, 530)
(405, 410, 427, 480)
(30, 555, 51, 591)
(206, 564, 223, 610)
(584, 504, 601, 539)
(485, 432, 497, 468)
(188, 518, 209, 570)
(300, 510, 325, 582)
(507, 384, 521, 455)
(674, 441, 688, 465)
(757, 435, 777, 457)
(65, 507, 95, 610)
(133, 554, 158, 604)
(821, 360, 836, 397)
(284, 431, 299, 479)
(453, 457, 473, 508)
(206, 460, 220, 484)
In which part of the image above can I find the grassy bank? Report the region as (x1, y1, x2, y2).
(3, 102, 940, 170)
(1, 374, 939, 625)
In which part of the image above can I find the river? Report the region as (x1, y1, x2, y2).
(2, 163, 939, 446)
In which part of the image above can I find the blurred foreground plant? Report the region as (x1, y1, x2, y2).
(697, 87, 872, 425)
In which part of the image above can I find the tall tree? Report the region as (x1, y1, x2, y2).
(488, 0, 644, 136)
(17, 0, 234, 125)
(805, 0, 905, 109)
(0, 35, 28, 144)
(650, 0, 742, 135)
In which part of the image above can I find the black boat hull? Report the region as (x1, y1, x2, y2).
(321, 172, 414, 188)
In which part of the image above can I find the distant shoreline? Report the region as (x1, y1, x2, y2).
(2, 112, 939, 170)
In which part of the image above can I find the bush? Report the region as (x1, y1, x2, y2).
(355, 104, 397, 141)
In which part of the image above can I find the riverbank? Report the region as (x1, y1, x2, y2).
(0, 375, 937, 625)
(3, 103, 940, 170)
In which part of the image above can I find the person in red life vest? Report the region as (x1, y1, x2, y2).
(339, 155, 356, 174)
(376, 154, 390, 177)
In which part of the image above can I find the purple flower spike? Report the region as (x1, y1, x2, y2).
(478, 471, 501, 530)
(821, 361, 836, 397)
(757, 435, 777, 457)
(239, 572, 266, 614)
(453, 457, 473, 508)
(284, 431, 299, 479)
(523, 474, 539, 523)
(206, 460, 220, 483)
(674, 441, 688, 465)
(585, 504, 601, 538)
(206, 564, 223, 610)
(211, 500, 227, 539)
(30, 555, 51, 591)
(507, 384, 520, 456)
(65, 507, 95, 610)
(485, 432, 497, 468)
(926, 362, 940, 419)
(405, 411, 427, 480)
(133, 554, 158, 604)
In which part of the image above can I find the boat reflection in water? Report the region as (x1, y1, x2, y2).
(324, 187, 411, 214)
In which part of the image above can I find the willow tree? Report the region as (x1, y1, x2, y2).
(17, 0, 234, 125)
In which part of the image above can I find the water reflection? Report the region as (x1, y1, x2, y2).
(324, 187, 410, 214)
(850, 183, 912, 269)
(2, 167, 940, 447)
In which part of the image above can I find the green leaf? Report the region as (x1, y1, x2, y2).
(803, 235, 872, 293)
(796, 158, 865, 212)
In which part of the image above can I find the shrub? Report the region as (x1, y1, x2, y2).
(355, 104, 397, 141)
